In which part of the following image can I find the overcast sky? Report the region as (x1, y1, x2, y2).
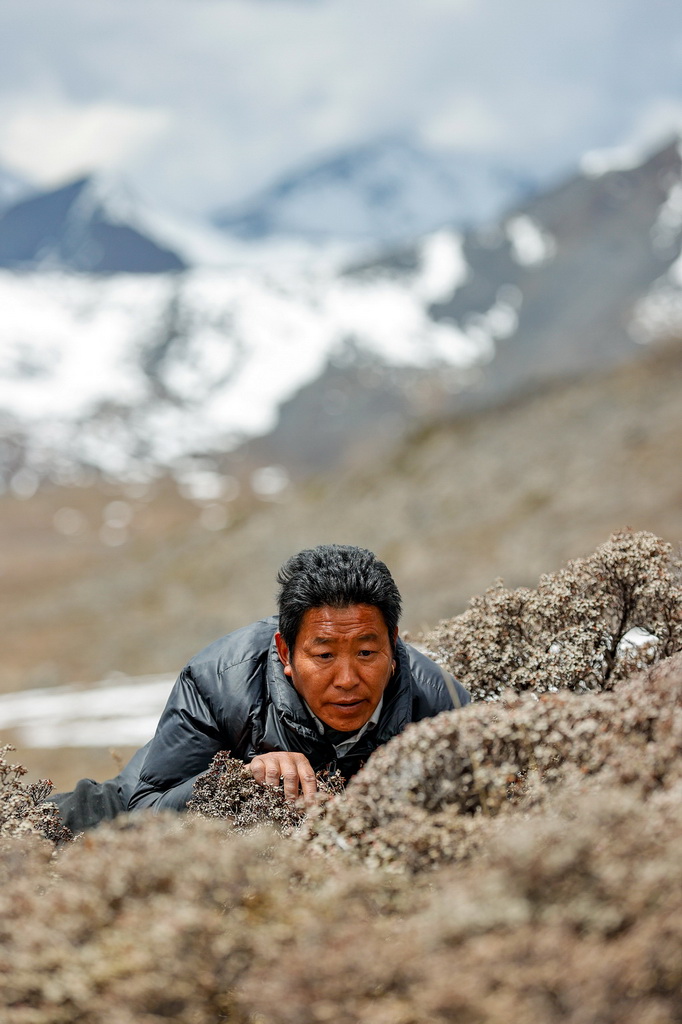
(1, 0, 682, 216)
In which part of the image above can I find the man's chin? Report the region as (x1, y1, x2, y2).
(323, 701, 370, 731)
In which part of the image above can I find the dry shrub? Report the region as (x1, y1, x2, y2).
(3, 771, 679, 1023)
(244, 780, 682, 1024)
(424, 530, 682, 701)
(0, 814, 274, 1024)
(0, 744, 71, 845)
(188, 749, 344, 833)
(0, 813, 416, 1024)
(1, 532, 681, 1023)
(304, 652, 682, 870)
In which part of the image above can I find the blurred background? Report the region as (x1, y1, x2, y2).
(0, 0, 681, 788)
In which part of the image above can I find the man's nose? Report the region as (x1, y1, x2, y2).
(333, 658, 361, 689)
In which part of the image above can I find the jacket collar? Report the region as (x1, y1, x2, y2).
(266, 629, 320, 740)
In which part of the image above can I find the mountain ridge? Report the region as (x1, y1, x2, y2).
(212, 135, 536, 246)
(0, 175, 187, 273)
(1, 137, 682, 486)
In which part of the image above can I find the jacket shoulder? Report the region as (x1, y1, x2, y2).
(403, 641, 471, 715)
(186, 616, 278, 680)
(181, 616, 278, 752)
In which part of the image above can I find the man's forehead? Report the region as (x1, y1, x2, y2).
(308, 629, 382, 646)
(298, 604, 388, 640)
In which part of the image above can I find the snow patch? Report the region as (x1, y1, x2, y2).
(652, 178, 682, 253)
(0, 676, 174, 748)
(461, 285, 522, 358)
(629, 275, 682, 344)
(580, 144, 649, 178)
(413, 230, 468, 303)
(506, 215, 556, 266)
(630, 233, 682, 344)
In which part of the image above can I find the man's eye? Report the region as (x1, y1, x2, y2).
(317, 652, 333, 660)
(359, 649, 376, 657)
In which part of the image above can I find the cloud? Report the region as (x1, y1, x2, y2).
(0, 0, 681, 214)
(420, 95, 508, 152)
(0, 98, 172, 185)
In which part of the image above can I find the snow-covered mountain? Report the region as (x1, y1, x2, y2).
(1, 138, 682, 487)
(422, 137, 682, 409)
(0, 176, 187, 273)
(258, 136, 682, 470)
(212, 137, 535, 247)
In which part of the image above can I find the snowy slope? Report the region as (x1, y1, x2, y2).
(0, 229, 473, 479)
(213, 137, 533, 246)
(0, 675, 173, 748)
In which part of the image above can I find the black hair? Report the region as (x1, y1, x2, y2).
(276, 544, 402, 652)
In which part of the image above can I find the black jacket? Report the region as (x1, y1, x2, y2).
(128, 616, 470, 812)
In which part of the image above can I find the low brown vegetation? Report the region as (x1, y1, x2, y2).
(188, 750, 345, 833)
(1, 531, 681, 1023)
(423, 529, 682, 700)
(0, 745, 71, 845)
(303, 650, 682, 871)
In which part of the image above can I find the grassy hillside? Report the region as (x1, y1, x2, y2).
(2, 340, 679, 700)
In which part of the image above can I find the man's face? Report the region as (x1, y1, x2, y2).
(275, 603, 396, 732)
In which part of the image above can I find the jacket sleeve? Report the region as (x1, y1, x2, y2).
(127, 667, 223, 813)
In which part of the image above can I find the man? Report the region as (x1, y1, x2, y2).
(53, 544, 470, 830)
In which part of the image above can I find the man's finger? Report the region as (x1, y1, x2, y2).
(281, 763, 301, 802)
(286, 753, 317, 803)
(297, 763, 318, 802)
(264, 759, 283, 787)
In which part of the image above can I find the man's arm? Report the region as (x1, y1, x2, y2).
(128, 663, 318, 810)
(128, 667, 223, 813)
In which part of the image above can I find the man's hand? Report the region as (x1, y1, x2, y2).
(248, 751, 318, 803)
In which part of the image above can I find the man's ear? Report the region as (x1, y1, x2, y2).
(275, 631, 293, 677)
